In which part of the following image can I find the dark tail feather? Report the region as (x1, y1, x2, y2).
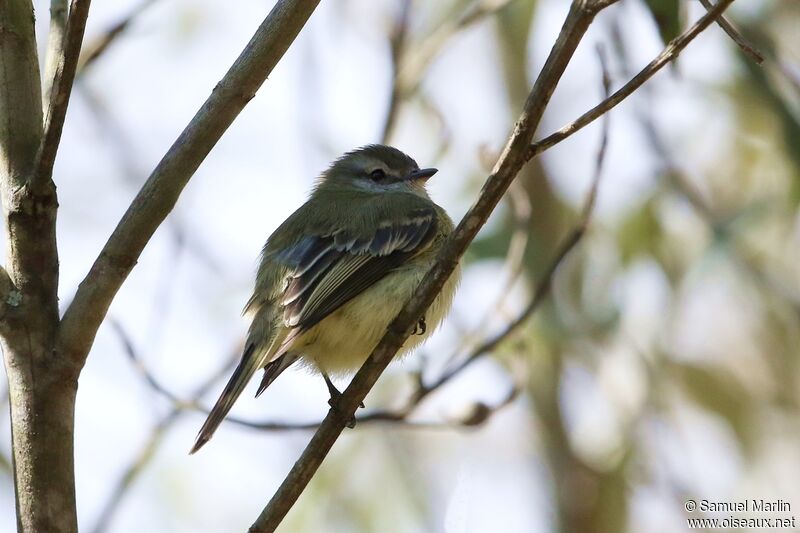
(190, 344, 260, 454)
(255, 353, 298, 398)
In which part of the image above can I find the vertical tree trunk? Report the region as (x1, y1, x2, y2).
(0, 0, 74, 530)
(4, 354, 79, 532)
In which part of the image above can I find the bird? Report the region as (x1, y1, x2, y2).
(190, 145, 460, 453)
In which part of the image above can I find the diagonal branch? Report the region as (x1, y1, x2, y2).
(411, 44, 612, 407)
(231, 71, 610, 431)
(698, 0, 763, 64)
(395, 0, 516, 99)
(77, 0, 160, 73)
(527, 0, 737, 160)
(34, 0, 92, 192)
(58, 0, 322, 367)
(248, 1, 621, 530)
(93, 320, 240, 533)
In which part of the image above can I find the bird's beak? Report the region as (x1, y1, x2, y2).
(405, 168, 438, 182)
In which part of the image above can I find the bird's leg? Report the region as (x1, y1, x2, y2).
(322, 372, 363, 428)
(413, 315, 427, 336)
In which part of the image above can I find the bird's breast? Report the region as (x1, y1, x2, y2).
(295, 259, 460, 376)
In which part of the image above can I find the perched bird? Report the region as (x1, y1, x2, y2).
(191, 145, 460, 453)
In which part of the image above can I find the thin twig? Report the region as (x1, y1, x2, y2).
(608, 16, 800, 316)
(414, 44, 612, 407)
(35, 0, 92, 192)
(91, 410, 180, 533)
(437, 180, 532, 372)
(395, 0, 516, 98)
(527, 0, 737, 161)
(58, 0, 322, 369)
(94, 322, 240, 533)
(77, 0, 160, 73)
(109, 320, 183, 406)
(380, 0, 412, 144)
(115, 312, 515, 432)
(698, 0, 764, 64)
(248, 2, 620, 530)
(76, 82, 224, 273)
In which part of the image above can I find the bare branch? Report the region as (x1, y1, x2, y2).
(34, 0, 92, 192)
(0, 1, 75, 529)
(77, 0, 160, 73)
(381, 0, 511, 144)
(58, 0, 322, 368)
(109, 320, 184, 406)
(437, 179, 532, 372)
(42, 0, 68, 106)
(94, 321, 240, 533)
(249, 1, 620, 530)
(114, 312, 515, 432)
(698, 0, 763, 64)
(0, 0, 42, 190)
(528, 0, 737, 160)
(76, 82, 225, 275)
(406, 45, 612, 410)
(395, 0, 515, 99)
(379, 0, 412, 144)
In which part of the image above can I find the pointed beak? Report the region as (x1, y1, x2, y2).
(405, 167, 438, 182)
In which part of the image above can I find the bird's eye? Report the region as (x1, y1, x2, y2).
(369, 169, 386, 182)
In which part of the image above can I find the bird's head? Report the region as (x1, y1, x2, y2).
(317, 145, 437, 197)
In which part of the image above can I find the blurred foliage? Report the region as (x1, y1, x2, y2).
(16, 0, 798, 532)
(270, 0, 799, 531)
(642, 0, 683, 44)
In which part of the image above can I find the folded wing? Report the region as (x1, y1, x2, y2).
(278, 206, 437, 332)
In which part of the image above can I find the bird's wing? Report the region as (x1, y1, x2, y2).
(275, 203, 438, 333)
(190, 196, 439, 454)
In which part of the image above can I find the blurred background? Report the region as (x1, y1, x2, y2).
(1, 0, 798, 531)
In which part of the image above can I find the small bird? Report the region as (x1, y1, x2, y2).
(191, 145, 460, 453)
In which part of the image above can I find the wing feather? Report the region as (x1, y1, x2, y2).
(275, 205, 437, 333)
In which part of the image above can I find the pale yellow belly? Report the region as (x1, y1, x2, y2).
(294, 263, 460, 376)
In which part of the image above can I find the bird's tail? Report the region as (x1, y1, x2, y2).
(190, 344, 263, 454)
(190, 321, 299, 454)
(255, 352, 298, 398)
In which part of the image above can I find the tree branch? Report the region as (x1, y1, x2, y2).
(395, 0, 516, 99)
(248, 1, 621, 530)
(0, 2, 77, 529)
(527, 0, 737, 160)
(77, 0, 160, 73)
(0, 0, 58, 328)
(698, 0, 763, 64)
(93, 320, 240, 533)
(413, 44, 612, 406)
(58, 0, 321, 367)
(379, 0, 412, 144)
(232, 90, 608, 429)
(0, 0, 42, 190)
(42, 0, 68, 107)
(34, 0, 92, 192)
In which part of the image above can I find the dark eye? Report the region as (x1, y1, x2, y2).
(369, 169, 386, 182)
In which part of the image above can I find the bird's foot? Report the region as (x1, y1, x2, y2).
(323, 373, 363, 428)
(413, 316, 427, 336)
